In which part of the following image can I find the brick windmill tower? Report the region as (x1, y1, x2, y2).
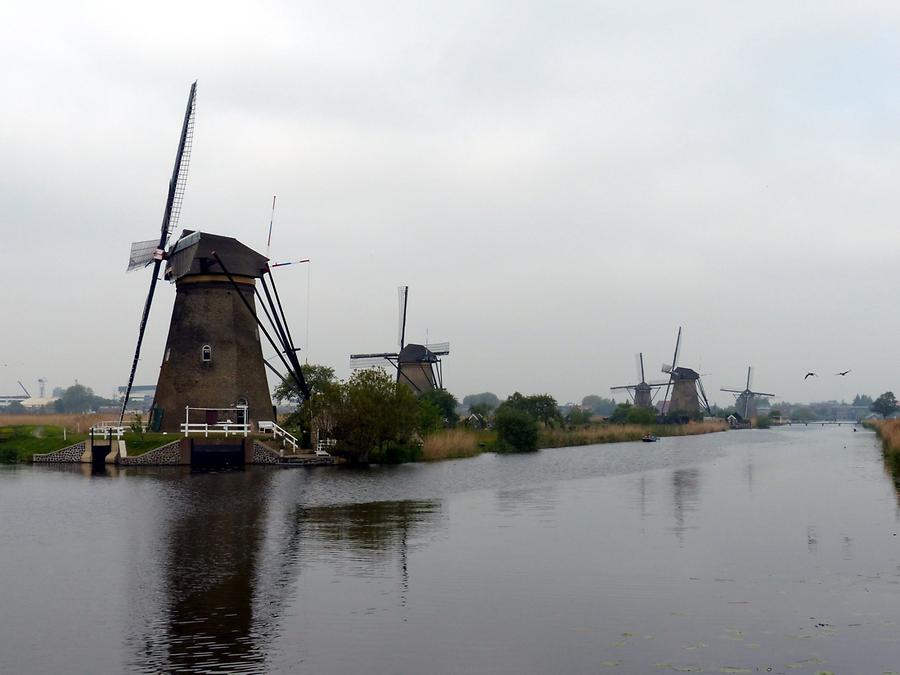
(120, 83, 309, 434)
(659, 327, 712, 418)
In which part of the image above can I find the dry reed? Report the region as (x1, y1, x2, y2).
(0, 412, 110, 432)
(421, 428, 482, 461)
(539, 419, 728, 449)
(869, 419, 900, 457)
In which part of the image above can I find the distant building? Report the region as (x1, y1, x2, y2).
(117, 384, 156, 411)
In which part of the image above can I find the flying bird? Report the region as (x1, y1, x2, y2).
(804, 372, 817, 379)
(836, 369, 851, 376)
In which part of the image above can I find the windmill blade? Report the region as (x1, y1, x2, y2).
(660, 327, 681, 413)
(720, 388, 744, 394)
(397, 285, 409, 349)
(696, 376, 712, 415)
(610, 385, 637, 391)
(119, 82, 197, 423)
(672, 326, 682, 370)
(159, 81, 197, 246)
(748, 390, 775, 398)
(746, 366, 753, 390)
(349, 355, 398, 370)
(127, 239, 162, 272)
(426, 341, 450, 355)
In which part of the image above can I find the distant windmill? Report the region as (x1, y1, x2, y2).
(721, 367, 774, 419)
(610, 353, 668, 408)
(660, 327, 712, 416)
(350, 286, 450, 394)
(38, 378, 47, 398)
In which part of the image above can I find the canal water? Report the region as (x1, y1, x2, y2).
(1, 426, 899, 674)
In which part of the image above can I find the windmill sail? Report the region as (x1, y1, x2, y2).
(119, 81, 198, 423)
(127, 239, 161, 271)
(398, 285, 409, 349)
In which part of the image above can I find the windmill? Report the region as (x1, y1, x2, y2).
(119, 82, 309, 433)
(350, 286, 450, 394)
(659, 327, 712, 417)
(610, 353, 668, 408)
(721, 367, 774, 419)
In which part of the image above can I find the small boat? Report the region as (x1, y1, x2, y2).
(642, 434, 658, 443)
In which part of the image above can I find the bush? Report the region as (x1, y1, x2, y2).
(495, 407, 538, 452)
(369, 441, 423, 464)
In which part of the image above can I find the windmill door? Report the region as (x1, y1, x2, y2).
(206, 409, 218, 426)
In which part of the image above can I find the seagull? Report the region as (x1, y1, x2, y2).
(804, 372, 817, 379)
(835, 369, 851, 376)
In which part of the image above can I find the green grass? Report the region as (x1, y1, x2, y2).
(121, 433, 178, 456)
(0, 425, 88, 463)
(0, 425, 181, 463)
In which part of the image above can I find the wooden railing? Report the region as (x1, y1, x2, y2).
(180, 422, 250, 437)
(258, 420, 298, 454)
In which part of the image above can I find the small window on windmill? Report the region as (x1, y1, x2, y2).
(164, 348, 171, 362)
(201, 345, 212, 363)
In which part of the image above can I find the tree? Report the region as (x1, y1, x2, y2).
(853, 394, 874, 407)
(273, 364, 336, 403)
(500, 392, 562, 428)
(462, 392, 500, 411)
(872, 392, 898, 417)
(54, 384, 109, 413)
(610, 402, 655, 425)
(495, 406, 538, 452)
(566, 407, 592, 426)
(420, 389, 460, 427)
(274, 364, 339, 447)
(581, 395, 617, 417)
(329, 369, 422, 464)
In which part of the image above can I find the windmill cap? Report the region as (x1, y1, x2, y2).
(398, 343, 439, 364)
(165, 230, 269, 281)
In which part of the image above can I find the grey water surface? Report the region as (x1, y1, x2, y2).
(2, 426, 899, 674)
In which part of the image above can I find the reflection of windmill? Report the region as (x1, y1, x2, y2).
(721, 367, 774, 419)
(660, 327, 711, 416)
(350, 286, 450, 394)
(610, 353, 668, 408)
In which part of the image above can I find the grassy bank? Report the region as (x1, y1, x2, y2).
(0, 421, 176, 463)
(0, 425, 88, 463)
(867, 419, 900, 458)
(538, 419, 728, 449)
(420, 420, 727, 461)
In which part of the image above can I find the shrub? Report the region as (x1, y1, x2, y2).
(495, 407, 538, 452)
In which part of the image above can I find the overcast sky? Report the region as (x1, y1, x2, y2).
(3, 1, 900, 406)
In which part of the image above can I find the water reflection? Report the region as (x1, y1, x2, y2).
(124, 469, 445, 673)
(670, 468, 702, 541)
(128, 470, 275, 673)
